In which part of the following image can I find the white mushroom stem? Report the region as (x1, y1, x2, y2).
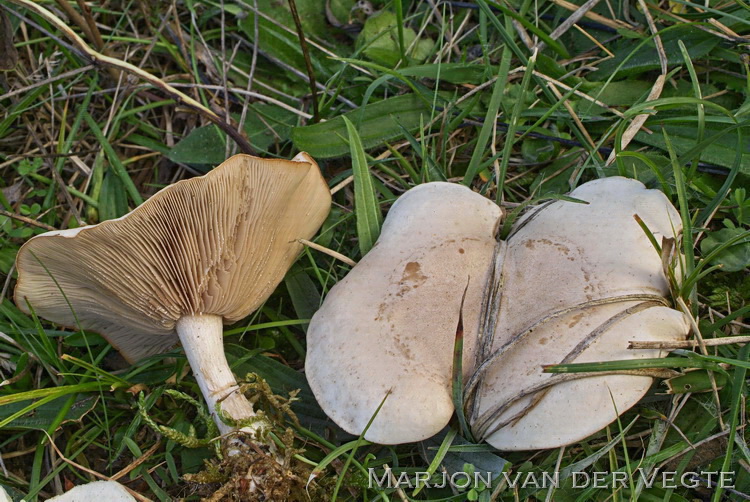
(176, 315, 262, 437)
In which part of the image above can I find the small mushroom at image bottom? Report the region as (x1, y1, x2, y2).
(305, 176, 690, 450)
(15, 152, 331, 442)
(46, 481, 136, 502)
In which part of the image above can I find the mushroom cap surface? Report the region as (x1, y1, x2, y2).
(14, 153, 331, 362)
(306, 182, 503, 444)
(471, 176, 690, 450)
(47, 481, 136, 502)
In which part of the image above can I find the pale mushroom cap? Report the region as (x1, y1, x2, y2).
(480, 306, 689, 450)
(306, 183, 503, 444)
(15, 153, 331, 362)
(47, 481, 136, 502)
(471, 176, 690, 450)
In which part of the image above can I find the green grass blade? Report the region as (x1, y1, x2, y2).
(343, 116, 382, 255)
(712, 343, 749, 502)
(462, 47, 511, 186)
(83, 112, 143, 206)
(496, 51, 536, 202)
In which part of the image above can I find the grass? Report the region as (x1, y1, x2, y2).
(0, 0, 749, 500)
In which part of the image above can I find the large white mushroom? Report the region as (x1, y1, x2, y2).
(466, 177, 690, 450)
(15, 153, 331, 438)
(306, 176, 690, 450)
(306, 183, 504, 444)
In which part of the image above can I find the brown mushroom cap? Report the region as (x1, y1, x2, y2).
(14, 153, 331, 362)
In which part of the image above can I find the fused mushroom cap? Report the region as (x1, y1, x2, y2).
(15, 153, 331, 362)
(307, 177, 689, 450)
(306, 183, 503, 444)
(471, 177, 689, 450)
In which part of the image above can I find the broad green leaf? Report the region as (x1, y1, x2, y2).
(99, 171, 129, 220)
(579, 80, 653, 116)
(593, 25, 720, 80)
(291, 94, 431, 158)
(399, 63, 494, 85)
(84, 113, 143, 206)
(634, 123, 750, 171)
(356, 10, 433, 67)
(168, 126, 226, 166)
(241, 103, 298, 152)
(284, 263, 320, 332)
(344, 116, 382, 255)
(0, 395, 98, 429)
(168, 105, 298, 165)
(664, 369, 729, 394)
(0, 298, 35, 330)
(700, 226, 750, 272)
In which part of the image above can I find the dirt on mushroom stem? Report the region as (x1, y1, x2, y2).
(183, 383, 331, 502)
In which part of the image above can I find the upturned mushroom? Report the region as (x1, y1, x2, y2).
(306, 176, 689, 450)
(15, 153, 331, 438)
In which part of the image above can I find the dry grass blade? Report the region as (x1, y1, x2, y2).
(629, 336, 750, 349)
(0, 209, 56, 231)
(548, 0, 631, 30)
(605, 0, 667, 165)
(4, 0, 254, 154)
(297, 238, 357, 267)
(535, 0, 604, 52)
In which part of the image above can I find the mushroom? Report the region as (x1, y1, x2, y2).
(306, 177, 689, 450)
(47, 481, 136, 502)
(306, 183, 504, 444)
(14, 153, 331, 437)
(467, 177, 690, 450)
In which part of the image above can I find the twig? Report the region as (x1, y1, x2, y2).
(297, 238, 357, 267)
(169, 84, 313, 119)
(629, 336, 750, 349)
(52, 0, 120, 82)
(535, 0, 604, 52)
(41, 431, 153, 502)
(111, 441, 162, 482)
(7, 0, 254, 154)
(0, 209, 56, 231)
(0, 64, 94, 101)
(287, 0, 319, 122)
(548, 0, 631, 30)
(330, 175, 354, 195)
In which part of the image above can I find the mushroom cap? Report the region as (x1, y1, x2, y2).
(471, 176, 690, 450)
(305, 183, 503, 444)
(14, 153, 331, 362)
(47, 481, 136, 502)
